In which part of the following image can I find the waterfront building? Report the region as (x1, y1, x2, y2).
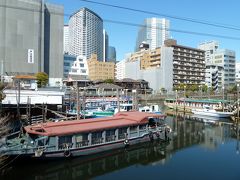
(69, 55, 89, 79)
(103, 29, 109, 62)
(198, 41, 236, 89)
(212, 49, 235, 88)
(115, 59, 126, 80)
(205, 64, 224, 91)
(125, 39, 205, 92)
(63, 54, 76, 78)
(108, 46, 117, 62)
(236, 62, 240, 84)
(87, 54, 115, 81)
(64, 25, 69, 53)
(198, 41, 219, 65)
(69, 7, 103, 61)
(135, 18, 170, 51)
(0, 0, 64, 82)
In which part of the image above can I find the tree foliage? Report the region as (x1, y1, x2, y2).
(103, 79, 114, 84)
(35, 72, 48, 88)
(0, 82, 5, 101)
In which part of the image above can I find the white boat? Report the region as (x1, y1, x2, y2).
(114, 103, 161, 114)
(192, 106, 233, 118)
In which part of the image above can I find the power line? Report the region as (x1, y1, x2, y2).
(1, 4, 240, 41)
(79, 0, 240, 31)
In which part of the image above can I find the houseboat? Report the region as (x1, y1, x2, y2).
(164, 98, 229, 111)
(0, 111, 171, 159)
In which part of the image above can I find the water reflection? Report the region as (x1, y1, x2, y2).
(1, 115, 239, 180)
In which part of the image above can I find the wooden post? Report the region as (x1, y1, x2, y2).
(117, 88, 120, 113)
(76, 84, 80, 120)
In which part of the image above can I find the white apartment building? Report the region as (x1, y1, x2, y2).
(63, 25, 69, 53)
(198, 41, 236, 88)
(69, 55, 89, 79)
(205, 64, 224, 91)
(213, 49, 235, 88)
(115, 59, 126, 80)
(69, 8, 103, 60)
(135, 18, 170, 51)
(236, 62, 240, 84)
(198, 41, 219, 65)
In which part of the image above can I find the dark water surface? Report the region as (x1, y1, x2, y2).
(1, 115, 240, 180)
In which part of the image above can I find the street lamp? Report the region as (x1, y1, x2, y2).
(175, 89, 178, 112)
(237, 84, 239, 123)
(222, 86, 225, 112)
(199, 85, 202, 99)
(184, 86, 186, 114)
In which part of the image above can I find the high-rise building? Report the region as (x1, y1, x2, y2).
(103, 29, 109, 62)
(135, 18, 170, 51)
(0, 0, 64, 80)
(64, 25, 69, 53)
(69, 7, 103, 61)
(108, 46, 116, 62)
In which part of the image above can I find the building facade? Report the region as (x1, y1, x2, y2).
(63, 25, 69, 53)
(108, 46, 116, 62)
(69, 55, 89, 79)
(236, 62, 240, 84)
(164, 39, 205, 88)
(115, 59, 126, 80)
(0, 0, 64, 79)
(69, 7, 103, 60)
(205, 64, 224, 91)
(103, 29, 109, 62)
(198, 41, 219, 65)
(198, 41, 236, 89)
(88, 54, 115, 81)
(135, 18, 170, 51)
(213, 49, 235, 88)
(63, 54, 76, 78)
(124, 39, 205, 92)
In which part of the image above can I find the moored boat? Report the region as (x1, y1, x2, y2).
(192, 106, 233, 118)
(0, 111, 171, 160)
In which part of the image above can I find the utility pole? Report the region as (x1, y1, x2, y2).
(184, 86, 186, 114)
(76, 83, 80, 120)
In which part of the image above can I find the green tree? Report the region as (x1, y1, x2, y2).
(35, 72, 48, 88)
(104, 79, 114, 84)
(0, 82, 5, 101)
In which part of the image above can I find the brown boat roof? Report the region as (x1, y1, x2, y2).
(24, 111, 165, 136)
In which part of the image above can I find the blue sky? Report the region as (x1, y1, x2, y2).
(48, 0, 240, 61)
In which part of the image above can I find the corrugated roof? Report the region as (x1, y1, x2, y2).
(24, 111, 165, 136)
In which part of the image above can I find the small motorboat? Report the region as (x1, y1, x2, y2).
(192, 105, 233, 118)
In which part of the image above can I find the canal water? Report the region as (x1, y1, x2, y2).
(1, 114, 240, 180)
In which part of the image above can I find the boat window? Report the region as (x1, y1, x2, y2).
(106, 129, 116, 142)
(58, 135, 72, 149)
(139, 124, 146, 130)
(148, 118, 156, 127)
(130, 126, 137, 132)
(92, 131, 103, 145)
(76, 134, 88, 147)
(118, 127, 127, 139)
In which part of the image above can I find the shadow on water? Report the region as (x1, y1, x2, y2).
(1, 114, 240, 180)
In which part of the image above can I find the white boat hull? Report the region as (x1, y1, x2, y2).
(192, 110, 233, 118)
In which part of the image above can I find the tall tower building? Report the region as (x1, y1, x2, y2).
(108, 46, 116, 62)
(0, 0, 63, 79)
(69, 7, 103, 61)
(135, 18, 170, 51)
(103, 29, 109, 62)
(63, 25, 69, 53)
